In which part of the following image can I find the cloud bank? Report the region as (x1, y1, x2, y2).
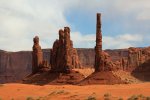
(0, 0, 149, 51)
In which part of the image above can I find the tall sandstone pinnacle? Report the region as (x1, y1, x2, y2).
(32, 36, 43, 74)
(94, 13, 102, 72)
(50, 27, 81, 73)
(94, 13, 114, 72)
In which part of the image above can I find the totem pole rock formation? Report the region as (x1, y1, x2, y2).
(77, 13, 125, 85)
(94, 13, 114, 72)
(50, 27, 81, 73)
(32, 36, 50, 74)
(32, 36, 43, 74)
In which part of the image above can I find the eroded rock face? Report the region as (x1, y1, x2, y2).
(32, 36, 50, 74)
(39, 60, 50, 72)
(108, 47, 150, 72)
(50, 27, 81, 73)
(94, 13, 114, 72)
(0, 47, 150, 83)
(127, 47, 142, 70)
(32, 36, 43, 74)
(130, 47, 150, 81)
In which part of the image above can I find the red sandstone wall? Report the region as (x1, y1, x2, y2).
(0, 48, 149, 83)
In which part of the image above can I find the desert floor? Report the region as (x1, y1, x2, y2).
(0, 83, 149, 100)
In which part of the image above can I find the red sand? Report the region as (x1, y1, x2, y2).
(0, 83, 149, 100)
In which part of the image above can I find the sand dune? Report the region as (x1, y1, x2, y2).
(0, 83, 149, 100)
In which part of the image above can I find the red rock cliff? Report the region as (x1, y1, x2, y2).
(0, 47, 150, 83)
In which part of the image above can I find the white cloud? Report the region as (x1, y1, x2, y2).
(0, 0, 71, 51)
(116, 34, 143, 42)
(71, 32, 95, 48)
(103, 34, 143, 49)
(71, 32, 144, 49)
(0, 0, 149, 51)
(137, 10, 150, 20)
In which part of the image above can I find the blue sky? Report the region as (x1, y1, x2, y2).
(0, 0, 150, 51)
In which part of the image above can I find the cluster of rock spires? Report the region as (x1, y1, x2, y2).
(32, 13, 120, 74)
(79, 13, 124, 85)
(94, 16, 150, 72)
(50, 27, 81, 73)
(94, 14, 150, 73)
(26, 13, 149, 85)
(32, 27, 81, 74)
(25, 26, 84, 85)
(32, 13, 115, 75)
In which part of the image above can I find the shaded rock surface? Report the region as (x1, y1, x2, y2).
(32, 36, 43, 74)
(50, 27, 81, 73)
(79, 71, 125, 85)
(32, 36, 50, 74)
(0, 51, 32, 83)
(23, 71, 84, 85)
(131, 54, 150, 81)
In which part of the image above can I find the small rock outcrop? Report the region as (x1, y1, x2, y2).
(50, 27, 81, 73)
(24, 33, 84, 85)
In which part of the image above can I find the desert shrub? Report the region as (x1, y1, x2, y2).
(146, 96, 150, 100)
(48, 90, 69, 96)
(128, 95, 138, 100)
(138, 94, 147, 99)
(104, 93, 111, 97)
(86, 96, 96, 100)
(104, 93, 111, 100)
(26, 97, 34, 100)
(128, 94, 150, 100)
